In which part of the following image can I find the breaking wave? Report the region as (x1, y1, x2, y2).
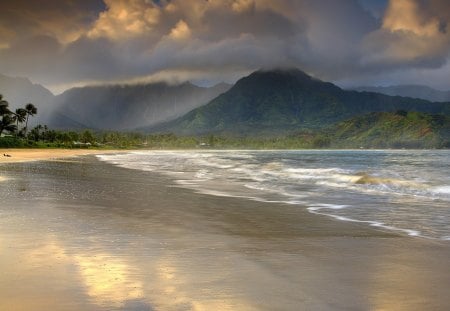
(98, 150, 450, 240)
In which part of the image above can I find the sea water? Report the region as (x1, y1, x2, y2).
(98, 150, 450, 240)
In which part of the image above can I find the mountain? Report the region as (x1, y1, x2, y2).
(152, 68, 449, 135)
(48, 82, 231, 130)
(352, 85, 450, 102)
(0, 74, 55, 126)
(328, 111, 450, 149)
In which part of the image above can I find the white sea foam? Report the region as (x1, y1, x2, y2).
(307, 206, 423, 238)
(432, 186, 450, 195)
(97, 150, 450, 240)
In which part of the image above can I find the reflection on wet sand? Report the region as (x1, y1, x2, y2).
(0, 221, 257, 310)
(367, 240, 450, 311)
(0, 158, 449, 310)
(0, 218, 149, 310)
(75, 254, 144, 308)
(0, 231, 86, 310)
(149, 255, 259, 310)
(0, 202, 257, 310)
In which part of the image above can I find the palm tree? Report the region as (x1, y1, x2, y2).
(24, 103, 37, 135)
(14, 108, 27, 132)
(0, 114, 17, 136)
(0, 94, 10, 116)
(0, 94, 16, 136)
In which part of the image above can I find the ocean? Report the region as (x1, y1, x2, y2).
(98, 150, 450, 241)
(1, 152, 450, 310)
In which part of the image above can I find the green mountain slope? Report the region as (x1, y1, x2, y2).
(153, 68, 449, 135)
(160, 111, 449, 149)
(327, 111, 450, 149)
(352, 85, 450, 102)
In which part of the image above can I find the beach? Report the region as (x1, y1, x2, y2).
(0, 148, 123, 163)
(0, 152, 449, 310)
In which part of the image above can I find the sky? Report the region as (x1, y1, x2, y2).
(1, 0, 450, 93)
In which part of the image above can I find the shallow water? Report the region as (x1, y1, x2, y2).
(1, 156, 449, 310)
(99, 150, 450, 240)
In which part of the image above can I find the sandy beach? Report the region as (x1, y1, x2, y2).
(0, 153, 449, 310)
(0, 148, 125, 163)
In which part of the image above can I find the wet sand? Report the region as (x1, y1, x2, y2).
(0, 148, 124, 163)
(0, 156, 449, 310)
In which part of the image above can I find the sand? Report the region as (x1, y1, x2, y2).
(0, 148, 125, 163)
(0, 155, 449, 310)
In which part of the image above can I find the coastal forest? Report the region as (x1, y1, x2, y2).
(1, 68, 449, 149)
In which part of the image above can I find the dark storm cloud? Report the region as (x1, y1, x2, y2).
(0, 0, 104, 42)
(0, 0, 449, 91)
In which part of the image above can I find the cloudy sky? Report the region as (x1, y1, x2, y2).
(0, 0, 449, 93)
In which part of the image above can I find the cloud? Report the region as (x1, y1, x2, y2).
(383, 0, 441, 36)
(87, 0, 161, 40)
(0, 0, 104, 44)
(0, 35, 62, 77)
(0, 0, 449, 91)
(169, 20, 191, 40)
(361, 0, 450, 69)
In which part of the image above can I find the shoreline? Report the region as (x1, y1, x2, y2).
(0, 154, 449, 310)
(1, 148, 448, 167)
(0, 148, 128, 163)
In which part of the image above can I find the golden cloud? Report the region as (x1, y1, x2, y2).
(88, 0, 160, 40)
(232, 0, 255, 13)
(383, 0, 441, 37)
(362, 0, 450, 66)
(169, 20, 191, 40)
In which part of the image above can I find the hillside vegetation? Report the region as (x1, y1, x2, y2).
(154, 68, 449, 135)
(327, 111, 450, 148)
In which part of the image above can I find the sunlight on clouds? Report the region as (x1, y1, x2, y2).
(35, 16, 88, 44)
(362, 0, 450, 66)
(88, 0, 160, 40)
(0, 25, 14, 49)
(383, 0, 441, 36)
(169, 20, 191, 40)
(1, 0, 449, 89)
(232, 0, 255, 13)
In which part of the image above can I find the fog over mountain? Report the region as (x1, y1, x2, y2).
(352, 85, 450, 102)
(154, 68, 449, 135)
(0, 74, 55, 126)
(48, 82, 231, 130)
(1, 72, 231, 130)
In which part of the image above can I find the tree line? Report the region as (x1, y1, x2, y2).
(1, 93, 448, 149)
(0, 94, 37, 137)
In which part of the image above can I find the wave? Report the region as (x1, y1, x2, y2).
(97, 150, 450, 240)
(307, 204, 423, 238)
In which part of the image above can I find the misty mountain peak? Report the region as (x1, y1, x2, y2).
(230, 67, 340, 96)
(155, 68, 447, 135)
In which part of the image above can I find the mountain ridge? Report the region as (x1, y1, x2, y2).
(48, 81, 231, 130)
(351, 85, 450, 102)
(151, 68, 449, 135)
(327, 111, 450, 148)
